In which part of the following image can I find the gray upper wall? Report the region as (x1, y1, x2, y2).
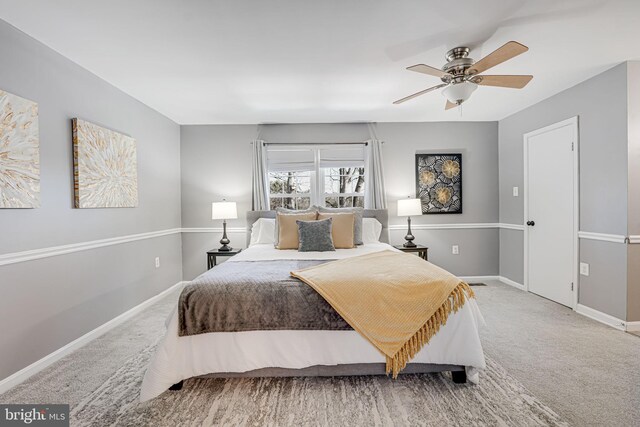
(377, 122, 498, 226)
(180, 121, 499, 279)
(627, 62, 640, 321)
(0, 20, 182, 380)
(497, 62, 633, 320)
(627, 62, 640, 236)
(499, 63, 628, 235)
(181, 122, 498, 229)
(181, 122, 498, 231)
(0, 20, 182, 254)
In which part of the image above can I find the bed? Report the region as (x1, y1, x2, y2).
(140, 209, 485, 402)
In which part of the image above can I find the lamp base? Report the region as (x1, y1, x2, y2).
(218, 220, 232, 251)
(403, 216, 416, 248)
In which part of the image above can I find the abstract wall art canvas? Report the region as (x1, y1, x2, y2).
(73, 118, 138, 208)
(0, 89, 40, 208)
(415, 153, 462, 214)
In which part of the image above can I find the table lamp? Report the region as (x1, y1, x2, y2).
(397, 198, 422, 248)
(212, 200, 238, 251)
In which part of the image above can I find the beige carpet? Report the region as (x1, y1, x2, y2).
(3, 281, 638, 426)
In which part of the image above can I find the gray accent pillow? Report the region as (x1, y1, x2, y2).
(297, 218, 335, 252)
(316, 206, 363, 245)
(274, 207, 317, 247)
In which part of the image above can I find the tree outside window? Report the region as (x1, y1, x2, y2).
(323, 167, 365, 208)
(268, 171, 311, 210)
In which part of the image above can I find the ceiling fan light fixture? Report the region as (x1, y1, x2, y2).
(442, 81, 478, 104)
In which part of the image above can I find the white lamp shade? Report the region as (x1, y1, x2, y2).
(212, 201, 238, 220)
(442, 81, 478, 104)
(397, 198, 422, 217)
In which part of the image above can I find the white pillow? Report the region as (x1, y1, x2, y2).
(249, 218, 276, 246)
(362, 218, 383, 244)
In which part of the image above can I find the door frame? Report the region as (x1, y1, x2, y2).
(523, 116, 579, 309)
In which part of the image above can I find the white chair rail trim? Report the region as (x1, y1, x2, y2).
(389, 223, 525, 231)
(577, 231, 628, 244)
(2, 225, 635, 267)
(498, 223, 526, 231)
(0, 228, 182, 267)
(181, 227, 247, 233)
(0, 224, 519, 267)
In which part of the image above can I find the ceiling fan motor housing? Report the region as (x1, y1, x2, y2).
(442, 46, 474, 79)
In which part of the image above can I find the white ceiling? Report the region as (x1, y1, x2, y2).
(1, 0, 639, 124)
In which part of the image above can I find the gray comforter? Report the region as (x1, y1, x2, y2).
(178, 260, 352, 336)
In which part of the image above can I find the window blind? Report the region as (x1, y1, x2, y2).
(318, 145, 365, 168)
(266, 148, 315, 172)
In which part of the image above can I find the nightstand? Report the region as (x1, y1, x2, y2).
(207, 248, 242, 269)
(393, 244, 428, 261)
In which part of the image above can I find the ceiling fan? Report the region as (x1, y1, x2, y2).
(393, 41, 533, 109)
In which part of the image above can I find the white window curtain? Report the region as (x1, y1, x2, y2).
(364, 139, 387, 209)
(251, 139, 269, 210)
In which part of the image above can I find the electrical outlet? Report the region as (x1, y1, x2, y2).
(155, 257, 160, 268)
(513, 186, 519, 197)
(579, 262, 589, 276)
(452, 245, 459, 255)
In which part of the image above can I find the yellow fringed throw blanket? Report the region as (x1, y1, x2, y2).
(291, 250, 475, 378)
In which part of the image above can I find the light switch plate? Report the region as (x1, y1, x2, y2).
(579, 262, 589, 276)
(155, 257, 160, 268)
(513, 186, 519, 197)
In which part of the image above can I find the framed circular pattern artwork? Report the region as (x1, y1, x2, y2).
(415, 153, 462, 214)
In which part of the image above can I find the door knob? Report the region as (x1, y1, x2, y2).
(526, 220, 535, 226)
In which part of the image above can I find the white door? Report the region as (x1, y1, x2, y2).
(524, 118, 578, 308)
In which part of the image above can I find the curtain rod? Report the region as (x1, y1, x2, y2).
(251, 141, 385, 146)
(265, 142, 367, 146)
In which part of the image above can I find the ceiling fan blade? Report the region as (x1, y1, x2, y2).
(393, 83, 448, 105)
(406, 64, 451, 79)
(445, 100, 457, 110)
(473, 75, 533, 88)
(466, 41, 528, 75)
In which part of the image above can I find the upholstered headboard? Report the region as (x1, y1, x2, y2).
(245, 209, 390, 247)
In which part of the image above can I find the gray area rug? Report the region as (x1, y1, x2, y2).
(69, 352, 567, 427)
(0, 286, 569, 426)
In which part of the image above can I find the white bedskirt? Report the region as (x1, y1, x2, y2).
(140, 298, 486, 402)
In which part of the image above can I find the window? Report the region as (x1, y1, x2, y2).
(268, 171, 311, 210)
(323, 167, 365, 208)
(266, 145, 366, 209)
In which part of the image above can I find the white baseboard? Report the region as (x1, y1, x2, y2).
(0, 281, 186, 395)
(625, 321, 640, 332)
(458, 275, 499, 283)
(457, 275, 525, 291)
(575, 304, 627, 331)
(462, 275, 637, 333)
(498, 276, 526, 291)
